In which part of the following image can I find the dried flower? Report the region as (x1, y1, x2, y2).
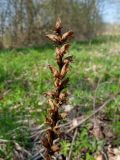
(42, 18, 73, 159)
(55, 17, 62, 32)
(62, 31, 73, 42)
(46, 34, 61, 43)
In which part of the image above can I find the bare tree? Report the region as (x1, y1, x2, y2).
(0, 0, 103, 48)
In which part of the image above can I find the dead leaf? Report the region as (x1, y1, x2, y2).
(51, 144, 60, 152)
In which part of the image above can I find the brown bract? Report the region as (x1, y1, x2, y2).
(55, 17, 62, 33)
(46, 34, 61, 43)
(42, 18, 73, 160)
(62, 31, 73, 42)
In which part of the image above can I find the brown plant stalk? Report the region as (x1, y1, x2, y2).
(42, 18, 73, 160)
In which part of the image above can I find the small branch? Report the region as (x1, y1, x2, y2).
(67, 128, 78, 160)
(0, 139, 10, 143)
(93, 78, 101, 124)
(66, 92, 120, 133)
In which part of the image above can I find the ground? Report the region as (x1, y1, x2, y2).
(0, 35, 120, 159)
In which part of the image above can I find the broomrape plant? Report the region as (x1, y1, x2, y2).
(42, 18, 73, 160)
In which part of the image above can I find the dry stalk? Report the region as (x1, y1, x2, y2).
(41, 18, 73, 160)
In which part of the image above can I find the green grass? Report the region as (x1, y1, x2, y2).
(0, 35, 120, 159)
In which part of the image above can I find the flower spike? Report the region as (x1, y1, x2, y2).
(42, 18, 73, 160)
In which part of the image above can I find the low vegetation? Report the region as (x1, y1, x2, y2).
(0, 35, 120, 159)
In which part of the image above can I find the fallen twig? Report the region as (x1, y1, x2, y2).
(67, 128, 78, 160)
(66, 92, 120, 132)
(0, 139, 10, 143)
